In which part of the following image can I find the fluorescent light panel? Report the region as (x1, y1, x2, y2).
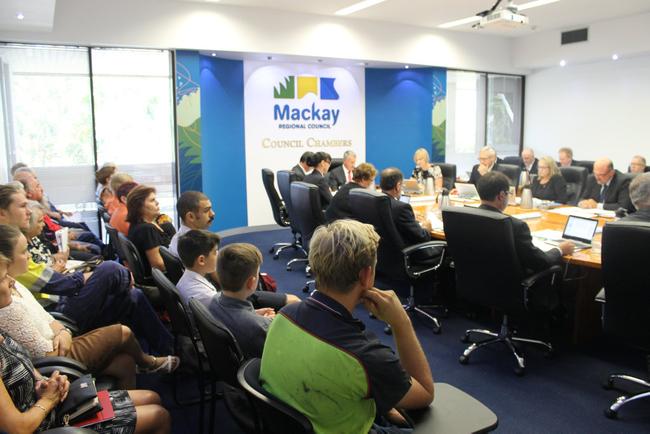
(335, 0, 387, 16)
(438, 0, 561, 29)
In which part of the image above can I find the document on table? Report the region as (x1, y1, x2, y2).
(512, 211, 542, 220)
(426, 212, 444, 230)
(532, 229, 563, 241)
(532, 238, 560, 252)
(548, 207, 615, 219)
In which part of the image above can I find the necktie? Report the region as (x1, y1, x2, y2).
(599, 184, 608, 203)
(347, 169, 352, 182)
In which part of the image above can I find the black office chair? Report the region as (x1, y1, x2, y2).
(160, 246, 185, 285)
(188, 298, 246, 434)
(238, 358, 314, 434)
(105, 224, 124, 264)
(262, 168, 296, 259)
(276, 170, 307, 267)
(575, 160, 594, 174)
(599, 221, 650, 419)
(34, 356, 116, 391)
(502, 156, 522, 167)
(117, 233, 161, 308)
(349, 189, 447, 334)
(437, 163, 457, 190)
(559, 166, 588, 205)
(494, 163, 522, 188)
(329, 158, 343, 171)
(290, 182, 325, 291)
(442, 207, 561, 375)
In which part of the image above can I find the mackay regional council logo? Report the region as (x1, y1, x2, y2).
(273, 75, 340, 128)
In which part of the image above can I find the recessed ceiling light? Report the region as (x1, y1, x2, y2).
(211, 53, 217, 57)
(612, 54, 619, 61)
(335, 0, 387, 16)
(559, 59, 567, 67)
(404, 65, 410, 69)
(16, 12, 25, 20)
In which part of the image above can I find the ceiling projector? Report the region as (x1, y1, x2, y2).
(473, 1, 529, 29)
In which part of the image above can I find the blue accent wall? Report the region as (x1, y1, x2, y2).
(365, 68, 434, 178)
(200, 57, 248, 231)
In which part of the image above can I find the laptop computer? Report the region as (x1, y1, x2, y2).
(455, 183, 480, 200)
(546, 215, 599, 250)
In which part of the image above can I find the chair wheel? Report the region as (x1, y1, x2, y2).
(268, 247, 274, 254)
(514, 366, 525, 376)
(604, 408, 617, 419)
(602, 379, 614, 390)
(286, 267, 292, 271)
(460, 334, 470, 343)
(369, 312, 376, 319)
(273, 254, 279, 260)
(384, 326, 392, 335)
(459, 355, 469, 365)
(432, 324, 441, 334)
(302, 286, 310, 293)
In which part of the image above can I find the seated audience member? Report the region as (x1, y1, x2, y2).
(303, 151, 333, 209)
(0, 184, 172, 353)
(411, 148, 444, 191)
(16, 173, 105, 256)
(327, 150, 356, 191)
(469, 146, 499, 185)
(0, 228, 179, 389)
(292, 151, 314, 181)
(25, 201, 68, 268)
(169, 191, 214, 256)
(326, 162, 377, 222)
(478, 172, 574, 274)
(9, 162, 28, 178)
(261, 219, 434, 434)
(620, 172, 650, 222)
(176, 229, 296, 311)
(380, 168, 432, 242)
(0, 286, 172, 434)
(110, 181, 139, 235)
(530, 157, 568, 203)
(95, 162, 117, 203)
(629, 155, 647, 174)
(210, 243, 275, 359)
(104, 172, 134, 215)
(578, 158, 634, 212)
(127, 185, 175, 275)
(558, 147, 576, 168)
(521, 147, 539, 176)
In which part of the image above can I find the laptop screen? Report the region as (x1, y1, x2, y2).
(399, 195, 411, 204)
(562, 215, 598, 243)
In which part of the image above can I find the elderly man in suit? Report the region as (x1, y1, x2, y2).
(629, 155, 647, 174)
(578, 158, 634, 212)
(327, 150, 356, 191)
(620, 172, 650, 222)
(521, 148, 538, 176)
(291, 151, 314, 181)
(469, 146, 500, 185)
(558, 147, 577, 168)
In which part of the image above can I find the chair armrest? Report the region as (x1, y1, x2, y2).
(37, 365, 85, 381)
(595, 287, 605, 304)
(402, 241, 447, 279)
(521, 265, 562, 289)
(33, 356, 89, 373)
(521, 265, 562, 310)
(48, 312, 80, 335)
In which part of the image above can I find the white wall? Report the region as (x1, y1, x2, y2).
(524, 54, 650, 170)
(0, 0, 523, 74)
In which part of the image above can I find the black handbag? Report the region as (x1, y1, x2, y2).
(57, 374, 102, 425)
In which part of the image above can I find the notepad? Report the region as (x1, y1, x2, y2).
(75, 390, 115, 427)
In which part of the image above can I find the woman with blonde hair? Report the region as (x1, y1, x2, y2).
(412, 148, 443, 191)
(530, 156, 568, 203)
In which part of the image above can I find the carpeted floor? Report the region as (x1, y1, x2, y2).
(144, 226, 650, 433)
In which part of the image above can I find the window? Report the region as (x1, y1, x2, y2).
(487, 75, 523, 158)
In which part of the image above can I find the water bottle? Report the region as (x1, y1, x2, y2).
(521, 187, 533, 209)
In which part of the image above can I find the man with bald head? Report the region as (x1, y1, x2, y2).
(469, 146, 499, 185)
(629, 155, 647, 174)
(578, 158, 634, 212)
(520, 148, 538, 175)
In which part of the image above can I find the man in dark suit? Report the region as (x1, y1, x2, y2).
(521, 148, 538, 176)
(327, 150, 356, 191)
(291, 151, 314, 181)
(558, 147, 577, 168)
(380, 168, 431, 245)
(620, 172, 650, 222)
(578, 158, 634, 212)
(469, 146, 500, 185)
(325, 162, 376, 222)
(477, 172, 574, 275)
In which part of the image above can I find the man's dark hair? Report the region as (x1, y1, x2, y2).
(217, 243, 262, 292)
(306, 152, 332, 168)
(379, 167, 403, 191)
(177, 229, 221, 268)
(177, 191, 209, 223)
(477, 171, 510, 201)
(299, 151, 315, 163)
(0, 184, 21, 211)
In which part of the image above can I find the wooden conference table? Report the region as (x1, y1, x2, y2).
(411, 197, 612, 344)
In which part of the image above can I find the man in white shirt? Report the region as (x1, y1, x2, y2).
(327, 150, 356, 191)
(169, 191, 214, 256)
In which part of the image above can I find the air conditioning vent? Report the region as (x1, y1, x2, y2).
(561, 28, 588, 45)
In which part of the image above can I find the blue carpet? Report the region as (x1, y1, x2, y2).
(146, 227, 650, 433)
